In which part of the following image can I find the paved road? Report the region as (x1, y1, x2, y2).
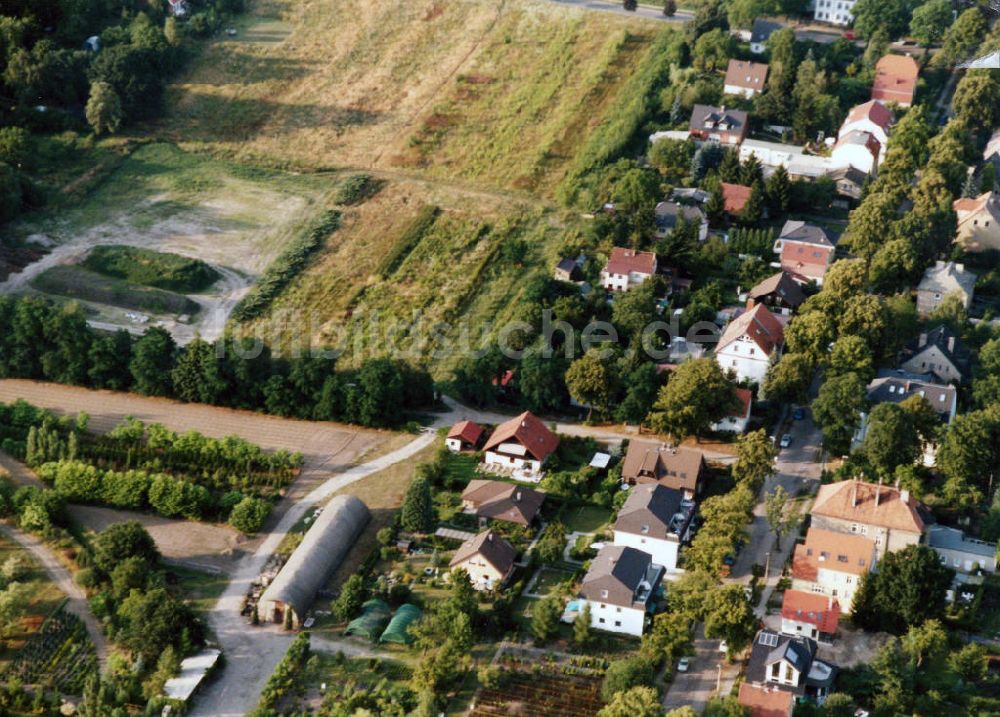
(0, 523, 110, 670)
(188, 430, 437, 717)
(729, 410, 824, 615)
(545, 0, 693, 23)
(661, 625, 740, 712)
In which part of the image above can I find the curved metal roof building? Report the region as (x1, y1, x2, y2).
(259, 494, 370, 625)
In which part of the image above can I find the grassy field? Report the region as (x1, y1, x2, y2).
(33, 265, 201, 316)
(83, 245, 221, 293)
(161, 0, 661, 194)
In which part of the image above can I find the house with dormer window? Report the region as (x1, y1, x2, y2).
(688, 104, 748, 145)
(791, 527, 877, 612)
(612, 484, 695, 571)
(746, 630, 837, 704)
(578, 545, 664, 636)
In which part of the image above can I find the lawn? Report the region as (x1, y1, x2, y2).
(560, 505, 613, 534)
(528, 566, 577, 597)
(166, 565, 230, 617)
(83, 245, 221, 293)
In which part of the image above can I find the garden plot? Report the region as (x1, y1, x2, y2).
(2, 143, 333, 344)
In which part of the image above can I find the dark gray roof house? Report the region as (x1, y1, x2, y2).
(867, 370, 958, 422)
(746, 630, 837, 701)
(614, 484, 694, 541)
(655, 201, 706, 236)
(751, 19, 783, 46)
(688, 105, 749, 145)
(777, 220, 834, 248)
(899, 324, 970, 384)
(579, 545, 664, 609)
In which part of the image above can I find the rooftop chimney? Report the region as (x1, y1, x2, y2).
(827, 596, 833, 611)
(747, 298, 757, 310)
(948, 336, 955, 353)
(515, 491, 522, 502)
(852, 480, 858, 507)
(488, 532, 494, 542)
(918, 333, 927, 348)
(900, 489, 910, 504)
(875, 477, 882, 508)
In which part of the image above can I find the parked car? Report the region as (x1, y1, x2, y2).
(723, 554, 737, 567)
(793, 407, 805, 420)
(677, 657, 690, 672)
(718, 640, 728, 653)
(780, 433, 792, 448)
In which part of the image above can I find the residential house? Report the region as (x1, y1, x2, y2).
(899, 325, 970, 384)
(954, 191, 1000, 252)
(721, 182, 753, 216)
(460, 480, 545, 527)
(859, 370, 958, 466)
(578, 545, 664, 636)
(711, 387, 753, 434)
(813, 0, 857, 25)
(655, 201, 708, 241)
(553, 258, 578, 282)
(746, 630, 837, 703)
(810, 479, 926, 558)
(748, 271, 806, 312)
(670, 187, 710, 204)
(750, 19, 783, 54)
(724, 60, 769, 98)
(787, 153, 834, 183)
(715, 302, 785, 384)
(613, 484, 695, 571)
(828, 165, 867, 200)
(831, 130, 881, 176)
(600, 247, 658, 292)
(620, 441, 706, 499)
(791, 527, 877, 612)
(774, 220, 835, 286)
(927, 525, 998, 574)
(482, 411, 559, 474)
(871, 54, 919, 107)
(740, 139, 806, 172)
(781, 590, 840, 640)
(449, 530, 517, 591)
(838, 100, 893, 149)
(983, 129, 1000, 169)
(446, 420, 486, 453)
(738, 683, 795, 717)
(689, 105, 749, 145)
(916, 260, 976, 317)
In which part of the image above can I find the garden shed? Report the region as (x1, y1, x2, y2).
(258, 494, 370, 628)
(345, 599, 391, 640)
(379, 604, 423, 645)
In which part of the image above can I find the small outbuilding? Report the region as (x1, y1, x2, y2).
(380, 604, 423, 644)
(446, 420, 486, 453)
(258, 494, 370, 628)
(345, 599, 391, 640)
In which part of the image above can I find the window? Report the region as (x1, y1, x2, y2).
(599, 617, 606, 624)
(616, 607, 622, 613)
(614, 620, 622, 627)
(732, 360, 737, 366)
(601, 590, 608, 599)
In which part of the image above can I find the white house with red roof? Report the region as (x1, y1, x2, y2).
(781, 590, 840, 640)
(871, 55, 919, 107)
(831, 131, 881, 176)
(839, 100, 892, 146)
(954, 191, 1000, 252)
(600, 248, 657, 292)
(483, 411, 560, 474)
(446, 420, 486, 453)
(791, 527, 877, 612)
(774, 220, 835, 286)
(711, 387, 753, 433)
(715, 303, 785, 384)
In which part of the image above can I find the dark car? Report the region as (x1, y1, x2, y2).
(793, 407, 806, 420)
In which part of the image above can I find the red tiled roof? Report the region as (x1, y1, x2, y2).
(483, 411, 560, 462)
(727, 388, 753, 418)
(721, 182, 752, 214)
(780, 242, 832, 268)
(447, 420, 485, 445)
(844, 100, 893, 132)
(604, 247, 657, 276)
(871, 54, 918, 106)
(781, 590, 840, 634)
(718, 303, 784, 354)
(738, 683, 794, 717)
(792, 528, 875, 582)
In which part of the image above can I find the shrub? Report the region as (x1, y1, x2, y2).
(228, 496, 271, 534)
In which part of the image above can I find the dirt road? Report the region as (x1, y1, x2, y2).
(0, 523, 109, 670)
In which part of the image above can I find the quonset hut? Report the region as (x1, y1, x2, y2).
(258, 494, 370, 628)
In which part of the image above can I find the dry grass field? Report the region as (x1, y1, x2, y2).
(162, 0, 658, 194)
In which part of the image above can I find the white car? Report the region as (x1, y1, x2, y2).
(677, 657, 690, 672)
(718, 640, 728, 653)
(779, 434, 792, 448)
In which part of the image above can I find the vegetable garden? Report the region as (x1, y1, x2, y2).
(470, 668, 604, 717)
(6, 603, 98, 694)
